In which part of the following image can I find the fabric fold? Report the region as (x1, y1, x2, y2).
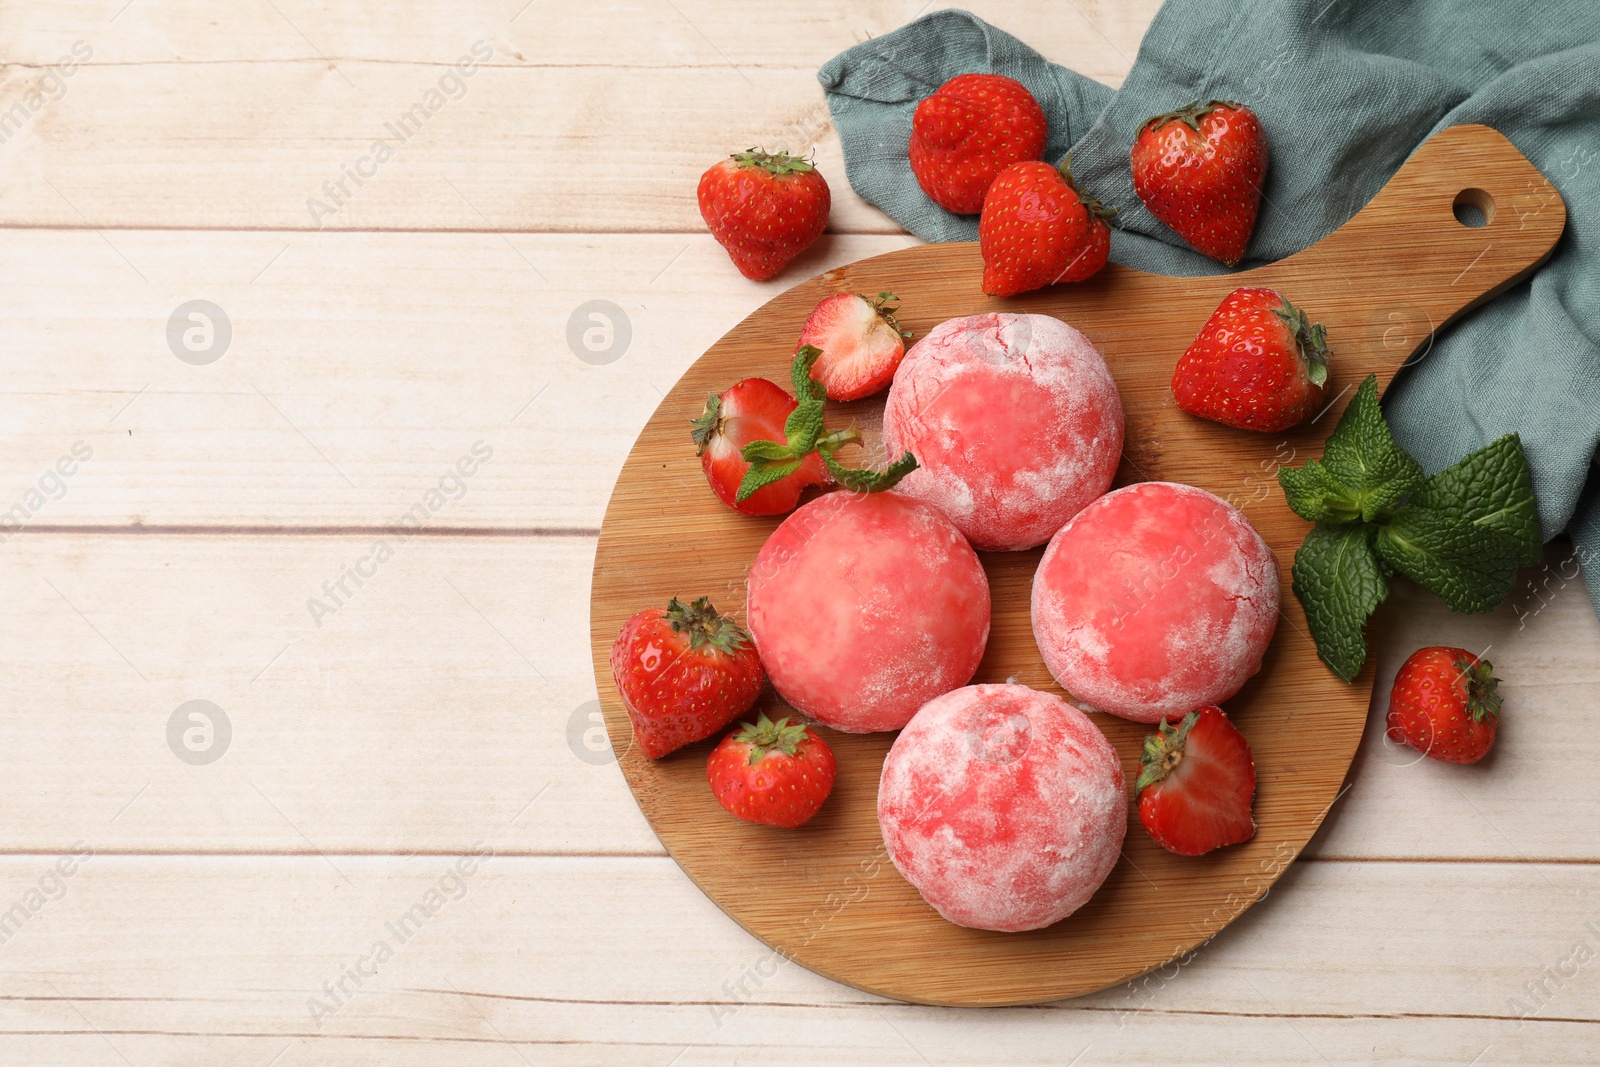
(820, 3, 1600, 617)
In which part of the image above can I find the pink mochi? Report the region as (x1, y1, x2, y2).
(1031, 481, 1280, 723)
(746, 490, 990, 733)
(882, 312, 1124, 552)
(878, 684, 1126, 932)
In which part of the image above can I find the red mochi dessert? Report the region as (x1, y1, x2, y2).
(746, 490, 990, 733)
(1031, 482, 1280, 723)
(878, 684, 1126, 932)
(882, 313, 1123, 551)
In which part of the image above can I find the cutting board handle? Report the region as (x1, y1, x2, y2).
(1266, 124, 1565, 388)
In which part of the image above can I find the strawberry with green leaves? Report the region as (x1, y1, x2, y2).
(610, 597, 764, 760)
(692, 376, 826, 516)
(979, 159, 1114, 297)
(694, 345, 918, 512)
(698, 149, 830, 281)
(1135, 706, 1257, 856)
(707, 712, 837, 827)
(1280, 375, 1541, 681)
(1172, 287, 1329, 433)
(1131, 100, 1266, 267)
(1386, 646, 1501, 764)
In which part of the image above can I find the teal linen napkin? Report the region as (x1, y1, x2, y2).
(820, 5, 1600, 618)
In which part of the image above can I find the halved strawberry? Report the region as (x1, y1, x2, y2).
(1135, 706, 1256, 856)
(799, 292, 912, 401)
(691, 377, 826, 516)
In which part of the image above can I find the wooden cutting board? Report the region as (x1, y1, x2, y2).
(587, 125, 1564, 1006)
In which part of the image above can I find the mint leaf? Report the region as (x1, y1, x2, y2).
(781, 396, 825, 455)
(1278, 462, 1361, 524)
(735, 456, 803, 502)
(739, 439, 794, 463)
(1374, 434, 1541, 613)
(822, 449, 918, 493)
(1418, 433, 1541, 566)
(1315, 374, 1426, 521)
(791, 344, 826, 404)
(1292, 523, 1390, 682)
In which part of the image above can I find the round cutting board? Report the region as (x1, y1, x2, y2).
(588, 125, 1563, 1006)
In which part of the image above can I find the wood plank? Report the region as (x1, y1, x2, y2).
(0, 2, 1155, 231)
(0, 532, 658, 855)
(8, 0, 1154, 72)
(0, 535, 1592, 861)
(0, 856, 1590, 1064)
(0, 230, 911, 530)
(588, 125, 1567, 1005)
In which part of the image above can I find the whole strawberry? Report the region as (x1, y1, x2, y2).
(691, 376, 826, 516)
(1172, 287, 1329, 432)
(800, 291, 911, 400)
(706, 712, 836, 827)
(1386, 647, 1501, 764)
(610, 597, 764, 759)
(979, 159, 1114, 297)
(909, 73, 1048, 215)
(1131, 100, 1266, 266)
(1136, 706, 1256, 856)
(698, 149, 830, 281)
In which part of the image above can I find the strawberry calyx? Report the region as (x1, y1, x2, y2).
(662, 595, 750, 656)
(869, 292, 913, 339)
(1455, 655, 1503, 722)
(734, 346, 918, 501)
(732, 711, 811, 764)
(1056, 156, 1118, 223)
(1142, 99, 1245, 135)
(663, 595, 750, 654)
(1134, 709, 1201, 794)
(690, 393, 722, 456)
(730, 148, 815, 176)
(1271, 296, 1331, 388)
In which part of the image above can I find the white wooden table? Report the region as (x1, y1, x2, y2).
(1, 2, 1595, 1062)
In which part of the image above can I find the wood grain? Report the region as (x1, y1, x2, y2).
(0, 0, 1154, 233)
(589, 125, 1566, 1005)
(0, 855, 1592, 1064)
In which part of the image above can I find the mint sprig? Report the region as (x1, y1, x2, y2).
(1279, 374, 1539, 681)
(1279, 376, 1423, 525)
(734, 345, 917, 502)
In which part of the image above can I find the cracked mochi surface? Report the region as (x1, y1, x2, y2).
(1031, 481, 1280, 723)
(877, 684, 1126, 932)
(747, 490, 990, 733)
(882, 312, 1123, 551)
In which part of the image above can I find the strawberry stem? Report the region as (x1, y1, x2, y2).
(1455, 655, 1503, 722)
(1141, 99, 1245, 135)
(1273, 296, 1332, 389)
(690, 392, 722, 456)
(663, 596, 751, 656)
(870, 292, 912, 339)
(732, 712, 811, 763)
(730, 148, 815, 176)
(1056, 154, 1118, 222)
(1135, 709, 1201, 793)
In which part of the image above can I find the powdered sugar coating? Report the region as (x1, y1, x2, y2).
(877, 684, 1126, 932)
(882, 313, 1124, 551)
(1031, 481, 1280, 723)
(747, 491, 990, 733)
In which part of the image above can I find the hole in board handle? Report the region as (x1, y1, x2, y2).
(1452, 188, 1495, 228)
